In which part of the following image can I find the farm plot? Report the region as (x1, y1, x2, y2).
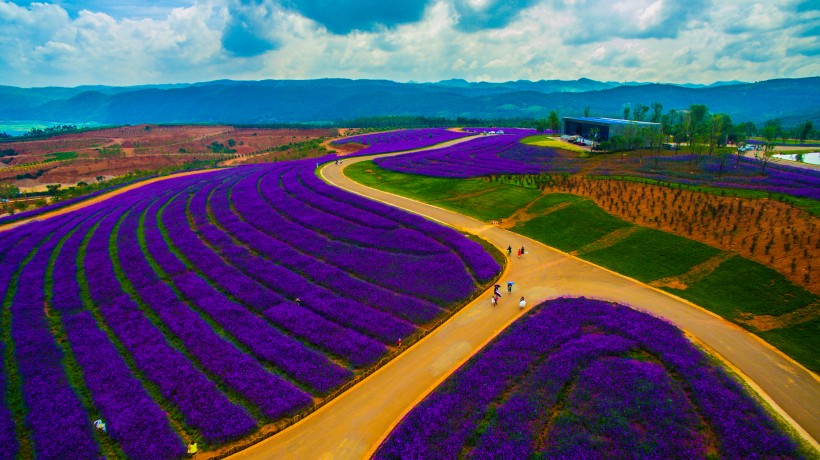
(373, 133, 581, 178)
(0, 158, 499, 458)
(331, 128, 474, 155)
(374, 297, 802, 459)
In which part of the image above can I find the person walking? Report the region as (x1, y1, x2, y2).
(520, 246, 525, 256)
(491, 295, 498, 307)
(507, 281, 514, 293)
(494, 284, 502, 298)
(519, 297, 526, 309)
(507, 245, 512, 256)
(517, 248, 522, 258)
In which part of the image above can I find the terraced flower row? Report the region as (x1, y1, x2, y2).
(0, 176, 154, 226)
(0, 158, 499, 459)
(375, 297, 800, 459)
(330, 128, 473, 154)
(374, 133, 580, 178)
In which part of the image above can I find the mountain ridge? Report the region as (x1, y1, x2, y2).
(1, 77, 817, 126)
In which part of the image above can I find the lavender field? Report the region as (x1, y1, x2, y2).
(330, 128, 473, 154)
(375, 297, 801, 459)
(0, 157, 499, 459)
(371, 129, 820, 202)
(374, 132, 580, 178)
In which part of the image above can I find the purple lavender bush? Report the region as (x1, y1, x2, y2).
(374, 297, 802, 459)
(331, 128, 474, 154)
(0, 154, 500, 458)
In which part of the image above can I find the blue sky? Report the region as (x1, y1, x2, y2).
(1, 0, 817, 87)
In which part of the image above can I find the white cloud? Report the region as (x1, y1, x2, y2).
(0, 0, 816, 87)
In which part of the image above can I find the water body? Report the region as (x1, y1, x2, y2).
(774, 152, 820, 166)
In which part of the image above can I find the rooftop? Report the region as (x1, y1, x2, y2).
(563, 116, 662, 126)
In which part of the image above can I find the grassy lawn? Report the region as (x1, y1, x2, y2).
(521, 135, 588, 154)
(345, 160, 541, 221)
(758, 318, 819, 372)
(345, 162, 820, 371)
(583, 228, 721, 283)
(512, 200, 630, 252)
(664, 256, 816, 318)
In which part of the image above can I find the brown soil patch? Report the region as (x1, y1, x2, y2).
(737, 301, 820, 331)
(574, 226, 640, 256)
(651, 252, 735, 290)
(542, 176, 819, 294)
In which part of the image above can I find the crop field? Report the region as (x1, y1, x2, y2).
(374, 297, 802, 459)
(331, 128, 474, 155)
(0, 126, 336, 188)
(0, 158, 499, 458)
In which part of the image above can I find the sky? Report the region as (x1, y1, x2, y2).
(0, 0, 817, 87)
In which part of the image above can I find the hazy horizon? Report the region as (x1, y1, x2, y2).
(2, 1, 817, 88)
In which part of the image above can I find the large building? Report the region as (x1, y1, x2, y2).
(562, 117, 662, 141)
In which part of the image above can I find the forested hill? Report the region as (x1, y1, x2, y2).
(1, 77, 817, 126)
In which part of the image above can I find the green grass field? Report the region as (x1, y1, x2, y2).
(512, 199, 629, 252)
(345, 161, 820, 372)
(583, 228, 721, 283)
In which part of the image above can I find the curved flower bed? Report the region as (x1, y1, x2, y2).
(374, 297, 801, 459)
(331, 128, 473, 154)
(0, 157, 499, 459)
(374, 133, 580, 178)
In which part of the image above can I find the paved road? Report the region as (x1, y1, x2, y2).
(228, 151, 819, 459)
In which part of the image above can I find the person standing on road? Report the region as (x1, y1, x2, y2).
(519, 297, 526, 309)
(507, 281, 514, 293)
(507, 245, 512, 256)
(520, 246, 525, 256)
(493, 284, 502, 298)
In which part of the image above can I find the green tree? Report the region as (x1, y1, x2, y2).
(755, 125, 780, 174)
(535, 118, 549, 133)
(45, 184, 62, 196)
(548, 111, 561, 133)
(689, 104, 708, 130)
(633, 103, 649, 122)
(622, 105, 630, 120)
(651, 102, 663, 123)
(707, 114, 724, 156)
(0, 183, 19, 199)
(798, 120, 814, 144)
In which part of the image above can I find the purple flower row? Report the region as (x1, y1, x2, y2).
(373, 133, 578, 179)
(82, 196, 258, 443)
(8, 210, 102, 459)
(331, 128, 474, 154)
(0, 152, 500, 457)
(375, 297, 800, 459)
(300, 166, 501, 283)
(240, 166, 479, 305)
(116, 202, 320, 410)
(207, 172, 440, 330)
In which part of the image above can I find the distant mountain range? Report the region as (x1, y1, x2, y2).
(1, 77, 817, 127)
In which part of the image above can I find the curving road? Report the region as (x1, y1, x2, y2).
(227, 150, 819, 459)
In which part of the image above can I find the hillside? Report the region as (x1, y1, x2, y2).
(1, 77, 817, 126)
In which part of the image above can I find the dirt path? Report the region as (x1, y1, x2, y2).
(227, 152, 819, 460)
(0, 168, 221, 233)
